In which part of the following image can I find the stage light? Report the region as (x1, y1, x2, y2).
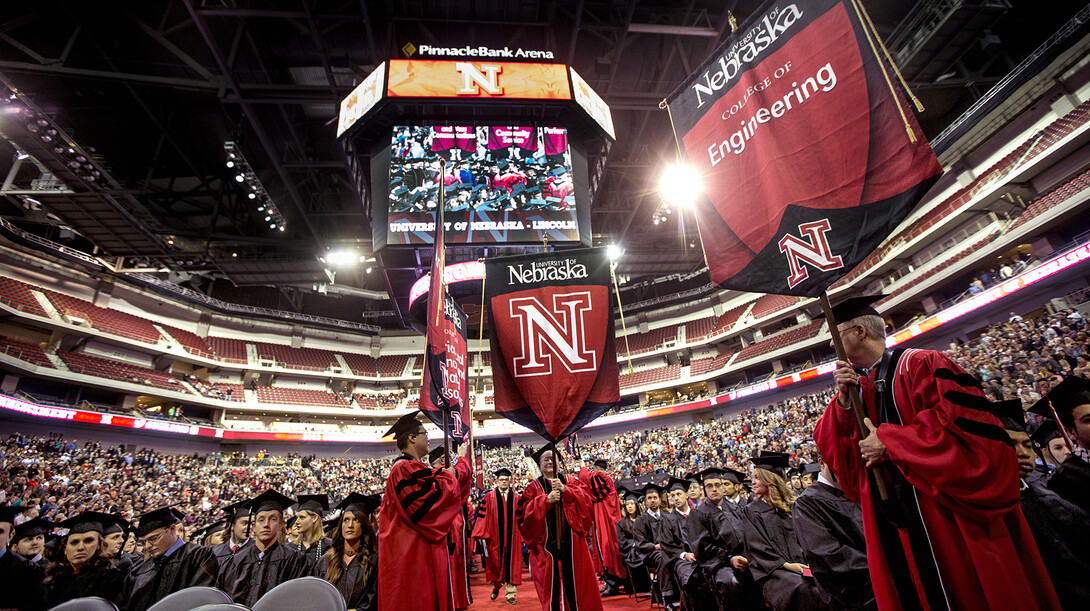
(279, 225, 285, 232)
(607, 244, 622, 260)
(660, 163, 703, 207)
(15, 151, 28, 160)
(265, 215, 271, 221)
(365, 266, 372, 273)
(325, 249, 358, 267)
(235, 174, 245, 182)
(269, 223, 277, 229)
(226, 160, 235, 168)
(248, 192, 256, 199)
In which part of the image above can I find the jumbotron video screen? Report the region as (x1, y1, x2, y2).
(386, 124, 580, 244)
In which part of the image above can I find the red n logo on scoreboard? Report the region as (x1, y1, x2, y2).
(778, 219, 844, 289)
(508, 292, 597, 377)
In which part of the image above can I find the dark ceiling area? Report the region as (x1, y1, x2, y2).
(0, 0, 1085, 329)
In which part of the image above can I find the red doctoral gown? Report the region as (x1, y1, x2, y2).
(577, 467, 627, 579)
(517, 474, 603, 611)
(451, 468, 473, 609)
(470, 487, 524, 585)
(378, 454, 472, 611)
(814, 348, 1060, 611)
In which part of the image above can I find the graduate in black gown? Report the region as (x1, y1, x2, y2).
(102, 516, 142, 574)
(633, 482, 689, 608)
(687, 467, 762, 611)
(742, 454, 832, 611)
(662, 477, 711, 609)
(995, 398, 1090, 610)
(219, 489, 308, 606)
(792, 459, 876, 611)
(314, 493, 380, 610)
(120, 506, 219, 611)
(11, 517, 51, 569)
(293, 494, 333, 570)
(615, 488, 650, 593)
(211, 499, 253, 563)
(1032, 377, 1090, 513)
(44, 512, 125, 608)
(1, 505, 46, 611)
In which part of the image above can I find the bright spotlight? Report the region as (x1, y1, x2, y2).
(226, 160, 235, 168)
(235, 174, 245, 182)
(607, 244, 622, 261)
(660, 163, 703, 207)
(248, 192, 257, 199)
(325, 249, 358, 267)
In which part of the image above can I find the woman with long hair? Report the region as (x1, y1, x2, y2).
(315, 494, 379, 611)
(742, 456, 832, 611)
(616, 488, 650, 594)
(293, 494, 333, 568)
(43, 512, 125, 607)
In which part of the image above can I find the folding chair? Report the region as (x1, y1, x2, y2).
(251, 577, 346, 611)
(148, 587, 232, 611)
(47, 599, 117, 611)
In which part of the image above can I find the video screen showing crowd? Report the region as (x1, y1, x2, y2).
(2, 305, 1090, 610)
(388, 125, 575, 216)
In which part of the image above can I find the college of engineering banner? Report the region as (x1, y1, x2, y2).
(665, 0, 942, 297)
(486, 248, 619, 442)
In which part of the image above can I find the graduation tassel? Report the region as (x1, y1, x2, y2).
(1045, 396, 1076, 453)
(848, 0, 919, 143)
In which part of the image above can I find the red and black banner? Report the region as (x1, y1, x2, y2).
(419, 209, 470, 439)
(666, 0, 942, 297)
(485, 248, 619, 442)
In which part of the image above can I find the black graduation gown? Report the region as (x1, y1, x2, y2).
(741, 500, 832, 611)
(660, 511, 700, 589)
(633, 511, 679, 596)
(1020, 473, 1090, 610)
(299, 536, 333, 571)
(1046, 453, 1090, 514)
(616, 517, 641, 567)
(791, 482, 876, 611)
(211, 538, 251, 564)
(687, 498, 761, 610)
(113, 551, 143, 575)
(0, 549, 45, 611)
(219, 539, 308, 606)
(314, 552, 378, 610)
(121, 542, 219, 611)
(45, 563, 125, 608)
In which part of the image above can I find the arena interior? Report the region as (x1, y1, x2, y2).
(2, 2, 1090, 610)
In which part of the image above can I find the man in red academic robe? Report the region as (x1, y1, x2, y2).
(429, 446, 473, 610)
(378, 412, 472, 611)
(471, 467, 523, 604)
(814, 296, 1060, 611)
(517, 446, 603, 611)
(577, 458, 627, 595)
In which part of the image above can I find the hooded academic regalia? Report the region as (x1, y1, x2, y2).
(377, 412, 473, 611)
(792, 477, 877, 611)
(517, 445, 603, 611)
(815, 296, 1061, 611)
(314, 493, 380, 611)
(470, 468, 523, 588)
(428, 445, 472, 610)
(121, 507, 219, 611)
(218, 490, 308, 607)
(576, 461, 627, 581)
(45, 512, 125, 609)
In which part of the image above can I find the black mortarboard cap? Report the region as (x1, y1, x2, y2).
(699, 467, 742, 484)
(0, 505, 29, 526)
(1028, 376, 1090, 427)
(286, 515, 298, 530)
(193, 520, 227, 541)
(641, 483, 664, 497)
(383, 410, 425, 440)
(104, 516, 130, 535)
(336, 493, 382, 515)
(1029, 419, 1062, 449)
(751, 451, 790, 475)
(61, 511, 117, 536)
(493, 468, 512, 478)
(665, 477, 690, 493)
(787, 467, 800, 477)
(250, 490, 294, 515)
(222, 499, 251, 522)
(815, 294, 885, 323)
(800, 463, 822, 476)
(531, 444, 554, 463)
(593, 459, 608, 470)
(135, 507, 184, 538)
(12, 518, 53, 543)
(427, 445, 446, 465)
(296, 494, 329, 515)
(991, 399, 1026, 431)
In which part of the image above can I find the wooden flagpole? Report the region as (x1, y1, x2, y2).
(819, 292, 893, 503)
(438, 158, 451, 468)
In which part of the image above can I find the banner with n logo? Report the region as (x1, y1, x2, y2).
(485, 248, 619, 441)
(664, 0, 943, 297)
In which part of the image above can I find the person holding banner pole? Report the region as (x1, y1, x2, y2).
(813, 296, 1060, 611)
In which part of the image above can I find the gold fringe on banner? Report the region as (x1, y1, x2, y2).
(849, 0, 917, 143)
(852, 0, 925, 112)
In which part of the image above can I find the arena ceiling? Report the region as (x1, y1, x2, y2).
(0, 0, 1085, 328)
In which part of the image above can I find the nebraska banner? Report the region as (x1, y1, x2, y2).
(419, 290, 470, 439)
(486, 248, 619, 441)
(666, 0, 942, 297)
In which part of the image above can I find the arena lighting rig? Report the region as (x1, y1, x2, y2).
(223, 141, 284, 232)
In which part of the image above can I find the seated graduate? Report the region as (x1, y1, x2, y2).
(211, 499, 252, 562)
(1, 505, 45, 611)
(1029, 420, 1067, 479)
(218, 490, 308, 606)
(44, 512, 125, 608)
(662, 477, 711, 609)
(428, 444, 473, 610)
(517, 444, 603, 611)
(742, 453, 833, 611)
(11, 517, 51, 569)
(686, 467, 762, 611)
(102, 516, 142, 574)
(632, 482, 686, 610)
(1032, 377, 1090, 512)
(995, 398, 1090, 610)
(615, 487, 650, 594)
(377, 411, 471, 611)
(293, 494, 333, 569)
(121, 506, 219, 611)
(315, 493, 380, 611)
(792, 458, 876, 611)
